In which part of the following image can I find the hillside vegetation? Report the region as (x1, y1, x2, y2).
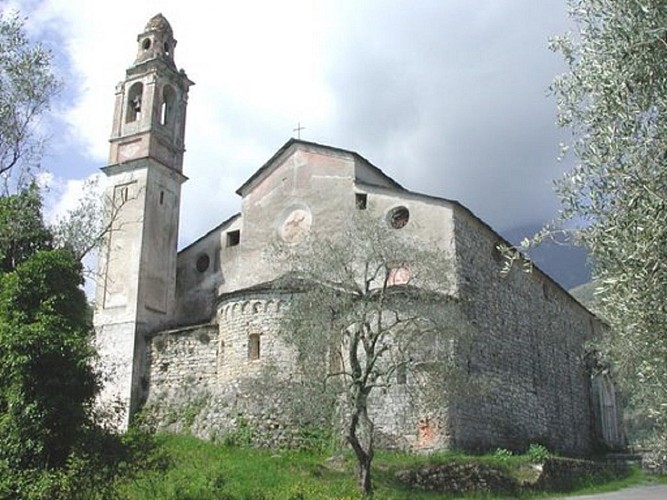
(96, 433, 647, 499)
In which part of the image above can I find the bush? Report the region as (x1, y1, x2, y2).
(527, 443, 551, 463)
(0, 249, 97, 470)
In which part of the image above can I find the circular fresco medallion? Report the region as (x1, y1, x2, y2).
(280, 207, 312, 244)
(388, 265, 411, 286)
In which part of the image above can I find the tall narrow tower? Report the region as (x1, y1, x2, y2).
(94, 14, 193, 429)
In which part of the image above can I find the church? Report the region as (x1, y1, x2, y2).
(93, 14, 623, 454)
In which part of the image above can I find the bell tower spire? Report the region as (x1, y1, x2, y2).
(108, 13, 193, 173)
(94, 14, 194, 429)
(134, 13, 177, 68)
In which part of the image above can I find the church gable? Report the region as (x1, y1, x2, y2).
(235, 140, 352, 198)
(236, 139, 404, 201)
(237, 142, 357, 252)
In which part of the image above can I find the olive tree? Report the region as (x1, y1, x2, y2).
(0, 9, 59, 191)
(273, 212, 471, 496)
(0, 8, 110, 264)
(547, 0, 667, 464)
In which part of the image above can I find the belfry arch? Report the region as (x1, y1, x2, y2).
(160, 85, 176, 126)
(126, 82, 143, 123)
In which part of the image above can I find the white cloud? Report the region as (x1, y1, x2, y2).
(42, 172, 105, 224)
(17, 0, 573, 249)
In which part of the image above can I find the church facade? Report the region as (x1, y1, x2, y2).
(94, 15, 623, 454)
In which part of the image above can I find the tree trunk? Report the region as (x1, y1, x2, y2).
(357, 451, 372, 496)
(348, 388, 374, 497)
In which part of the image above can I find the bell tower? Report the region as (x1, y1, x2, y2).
(94, 13, 194, 429)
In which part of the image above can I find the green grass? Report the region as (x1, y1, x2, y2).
(113, 434, 358, 499)
(106, 434, 657, 499)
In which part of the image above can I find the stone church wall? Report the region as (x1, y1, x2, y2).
(173, 220, 229, 327)
(140, 185, 604, 455)
(145, 323, 219, 397)
(367, 383, 453, 451)
(142, 290, 451, 449)
(143, 292, 319, 445)
(216, 293, 293, 382)
(451, 207, 596, 455)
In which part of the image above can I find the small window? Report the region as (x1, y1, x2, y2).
(159, 191, 164, 205)
(160, 102, 168, 125)
(355, 193, 367, 210)
(492, 243, 503, 263)
(396, 364, 407, 384)
(163, 42, 170, 56)
(248, 334, 260, 360)
(142, 38, 151, 50)
(328, 343, 343, 375)
(388, 206, 409, 229)
(114, 184, 131, 206)
(227, 230, 240, 247)
(196, 254, 210, 273)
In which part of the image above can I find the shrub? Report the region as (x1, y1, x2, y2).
(527, 443, 551, 463)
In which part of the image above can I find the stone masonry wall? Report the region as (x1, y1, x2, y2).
(216, 293, 293, 383)
(142, 204, 600, 454)
(143, 290, 448, 449)
(452, 208, 596, 455)
(146, 323, 219, 399)
(143, 293, 317, 446)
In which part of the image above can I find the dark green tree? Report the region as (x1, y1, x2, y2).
(0, 239, 97, 471)
(0, 9, 143, 498)
(0, 184, 53, 272)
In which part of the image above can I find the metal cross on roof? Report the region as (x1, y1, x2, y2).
(293, 122, 305, 139)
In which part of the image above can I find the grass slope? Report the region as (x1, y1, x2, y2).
(104, 434, 653, 500)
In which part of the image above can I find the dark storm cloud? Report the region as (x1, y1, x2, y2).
(324, 1, 572, 231)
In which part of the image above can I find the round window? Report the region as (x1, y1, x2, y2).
(388, 206, 410, 229)
(196, 254, 210, 273)
(142, 38, 151, 50)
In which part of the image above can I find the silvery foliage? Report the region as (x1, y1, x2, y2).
(274, 211, 470, 406)
(549, 0, 667, 458)
(272, 210, 474, 493)
(0, 10, 59, 192)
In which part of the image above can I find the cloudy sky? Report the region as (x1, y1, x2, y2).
(11, 0, 574, 248)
